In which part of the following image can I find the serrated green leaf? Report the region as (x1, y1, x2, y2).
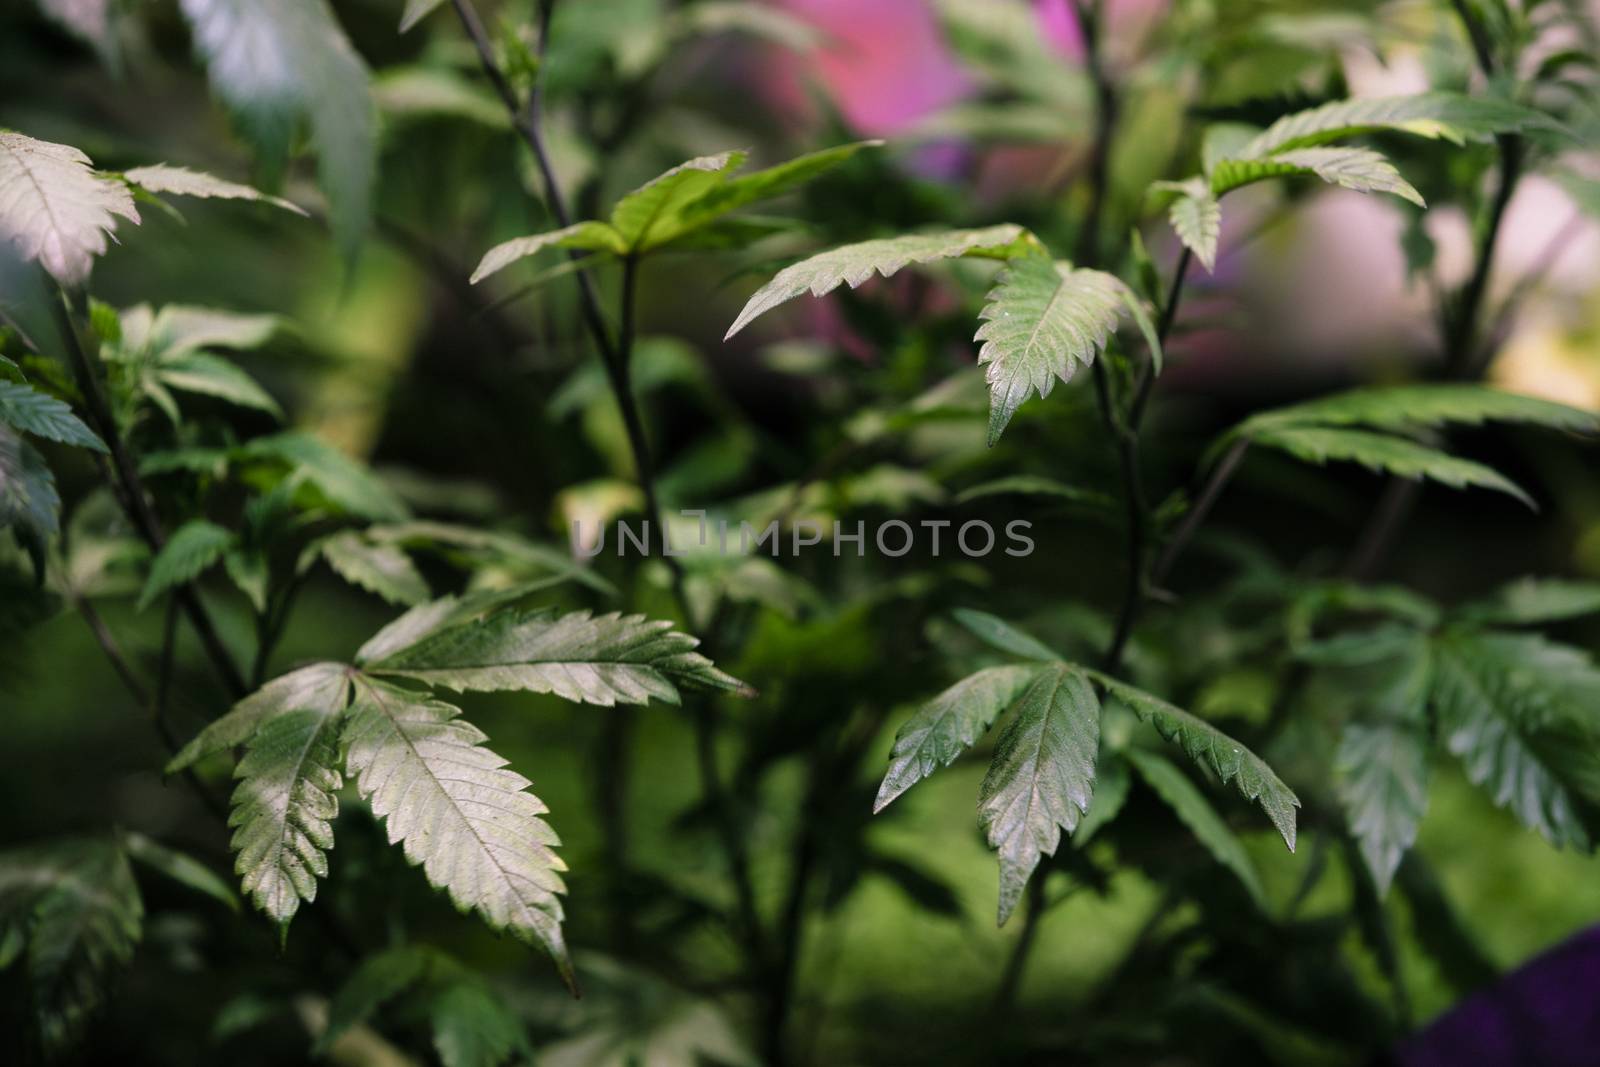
(950, 608, 1061, 662)
(0, 426, 61, 575)
(724, 225, 1033, 339)
(121, 832, 240, 913)
(236, 432, 409, 522)
(1236, 384, 1600, 439)
(1431, 630, 1600, 849)
(156, 353, 281, 417)
(430, 980, 529, 1067)
(661, 141, 881, 247)
(609, 151, 746, 252)
(166, 661, 351, 772)
(1127, 747, 1266, 908)
(137, 519, 234, 610)
(228, 706, 344, 928)
(1459, 578, 1600, 626)
(470, 222, 626, 285)
(1210, 147, 1424, 205)
(1250, 425, 1532, 506)
(367, 607, 746, 705)
(875, 664, 1041, 813)
(223, 546, 268, 614)
(1168, 186, 1221, 271)
(974, 252, 1128, 444)
(318, 530, 430, 606)
(0, 838, 143, 1051)
(954, 475, 1112, 508)
(317, 944, 436, 1053)
(978, 664, 1099, 924)
(1239, 91, 1558, 158)
(122, 164, 306, 216)
(1085, 670, 1299, 849)
(1336, 722, 1430, 895)
(0, 130, 140, 284)
(343, 681, 573, 989)
(121, 303, 280, 358)
(0, 380, 106, 451)
(1074, 753, 1130, 845)
(178, 0, 374, 255)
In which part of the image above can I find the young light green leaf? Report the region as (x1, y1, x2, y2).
(1126, 747, 1267, 908)
(874, 664, 1042, 812)
(1239, 91, 1558, 158)
(343, 681, 573, 990)
(950, 608, 1062, 662)
(978, 664, 1100, 924)
(1459, 578, 1600, 627)
(1168, 185, 1221, 271)
(122, 164, 307, 216)
(156, 353, 282, 417)
(166, 661, 351, 772)
(122, 832, 240, 913)
(724, 224, 1033, 339)
(1085, 669, 1299, 849)
(138, 519, 235, 610)
(318, 530, 430, 606)
(178, 0, 374, 254)
(228, 706, 344, 928)
(236, 432, 409, 522)
(662, 141, 882, 245)
(1210, 147, 1424, 205)
(974, 252, 1128, 444)
(122, 303, 281, 358)
(1431, 630, 1600, 849)
(609, 151, 746, 253)
(0, 131, 139, 284)
(1336, 722, 1430, 895)
(470, 222, 626, 284)
(0, 381, 106, 451)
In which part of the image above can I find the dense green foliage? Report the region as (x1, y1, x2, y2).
(2, 0, 1599, 1064)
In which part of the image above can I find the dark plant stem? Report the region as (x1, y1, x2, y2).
(1150, 435, 1248, 588)
(48, 281, 246, 699)
(1344, 0, 1520, 578)
(1101, 247, 1192, 673)
(993, 875, 1048, 1015)
(693, 701, 767, 968)
(762, 757, 823, 1066)
(71, 590, 151, 707)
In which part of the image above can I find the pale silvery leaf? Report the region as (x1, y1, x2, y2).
(123, 164, 308, 216)
(178, 0, 374, 253)
(0, 131, 139, 284)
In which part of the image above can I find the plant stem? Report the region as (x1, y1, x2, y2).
(1101, 247, 1192, 673)
(1344, 0, 1521, 576)
(48, 281, 246, 699)
(992, 875, 1048, 1015)
(1150, 435, 1248, 588)
(71, 590, 150, 707)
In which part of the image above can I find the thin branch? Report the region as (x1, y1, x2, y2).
(47, 280, 246, 698)
(1150, 435, 1249, 589)
(71, 591, 151, 707)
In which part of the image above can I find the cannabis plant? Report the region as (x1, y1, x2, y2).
(2, 0, 1599, 1064)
